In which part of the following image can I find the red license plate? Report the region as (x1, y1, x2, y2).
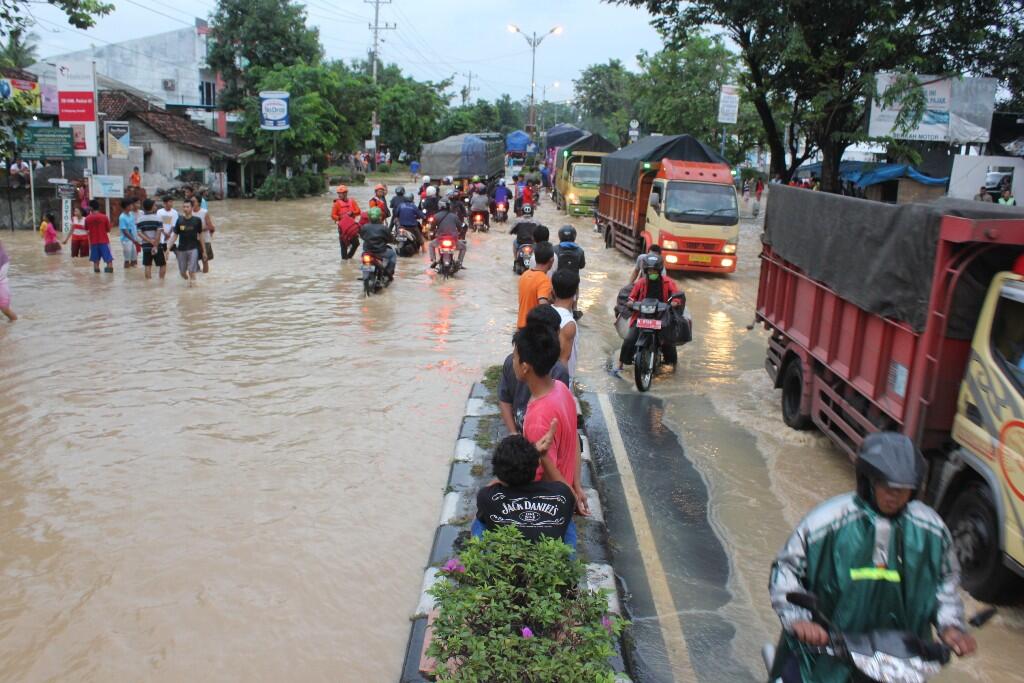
(636, 318, 662, 330)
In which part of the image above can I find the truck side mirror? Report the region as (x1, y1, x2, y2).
(649, 194, 661, 212)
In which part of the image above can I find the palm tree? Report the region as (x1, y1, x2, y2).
(0, 29, 40, 69)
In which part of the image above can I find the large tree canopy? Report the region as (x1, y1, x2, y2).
(208, 0, 322, 111)
(617, 0, 1024, 190)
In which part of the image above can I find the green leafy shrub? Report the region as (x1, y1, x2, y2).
(255, 173, 325, 200)
(324, 166, 366, 186)
(427, 525, 625, 683)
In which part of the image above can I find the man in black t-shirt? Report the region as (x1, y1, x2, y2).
(474, 435, 576, 546)
(166, 202, 206, 286)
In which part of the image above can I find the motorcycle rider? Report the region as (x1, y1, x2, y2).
(554, 225, 586, 274)
(616, 254, 681, 374)
(359, 207, 397, 282)
(389, 186, 407, 228)
(769, 432, 976, 683)
(396, 194, 425, 252)
(428, 198, 467, 270)
(469, 183, 491, 228)
(493, 178, 512, 214)
(510, 220, 540, 258)
(418, 175, 432, 200)
(420, 185, 440, 216)
(513, 174, 524, 215)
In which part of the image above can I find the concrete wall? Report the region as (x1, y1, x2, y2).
(948, 155, 1024, 199)
(0, 187, 63, 230)
(42, 26, 213, 108)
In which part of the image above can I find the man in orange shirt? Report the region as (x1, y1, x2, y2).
(129, 166, 142, 187)
(331, 185, 361, 223)
(517, 241, 554, 328)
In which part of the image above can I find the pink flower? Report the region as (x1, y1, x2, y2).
(601, 616, 613, 633)
(521, 626, 534, 639)
(442, 557, 466, 574)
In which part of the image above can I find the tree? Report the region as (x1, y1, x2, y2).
(573, 59, 638, 144)
(208, 0, 322, 111)
(617, 0, 1024, 191)
(0, 28, 37, 68)
(375, 75, 448, 157)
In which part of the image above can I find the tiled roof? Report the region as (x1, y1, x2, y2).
(99, 90, 244, 159)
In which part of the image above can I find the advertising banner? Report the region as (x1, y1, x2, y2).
(259, 90, 290, 131)
(718, 84, 740, 125)
(104, 121, 130, 159)
(869, 73, 951, 141)
(91, 174, 124, 198)
(0, 78, 41, 112)
(57, 62, 97, 157)
(21, 128, 74, 160)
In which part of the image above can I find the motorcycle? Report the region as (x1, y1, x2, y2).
(494, 202, 508, 223)
(763, 591, 996, 683)
(629, 293, 685, 392)
(470, 210, 489, 233)
(422, 213, 436, 241)
(435, 236, 461, 280)
(513, 242, 534, 275)
(361, 252, 388, 296)
(395, 225, 419, 257)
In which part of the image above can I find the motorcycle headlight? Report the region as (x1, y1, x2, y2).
(640, 303, 657, 314)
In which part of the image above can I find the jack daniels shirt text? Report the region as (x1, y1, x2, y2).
(476, 481, 575, 541)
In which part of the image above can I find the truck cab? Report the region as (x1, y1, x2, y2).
(945, 267, 1024, 599)
(644, 160, 739, 273)
(555, 152, 605, 216)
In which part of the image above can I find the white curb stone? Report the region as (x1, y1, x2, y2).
(579, 432, 592, 462)
(465, 397, 499, 417)
(453, 438, 476, 462)
(415, 568, 441, 616)
(584, 488, 603, 523)
(438, 491, 462, 526)
(586, 562, 621, 615)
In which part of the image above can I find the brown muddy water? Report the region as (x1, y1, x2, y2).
(0, 184, 1020, 681)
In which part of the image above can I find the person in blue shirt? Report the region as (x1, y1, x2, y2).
(493, 178, 512, 209)
(397, 195, 425, 252)
(540, 164, 550, 189)
(118, 196, 140, 268)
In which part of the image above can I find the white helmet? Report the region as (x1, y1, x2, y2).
(426, 185, 437, 198)
(422, 175, 430, 184)
(444, 175, 453, 184)
(499, 178, 506, 186)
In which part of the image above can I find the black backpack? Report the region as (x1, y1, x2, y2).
(556, 244, 585, 272)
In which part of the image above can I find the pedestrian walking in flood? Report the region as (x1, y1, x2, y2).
(64, 206, 89, 258)
(136, 198, 166, 280)
(119, 197, 140, 268)
(166, 201, 206, 286)
(41, 213, 61, 255)
(191, 197, 215, 272)
(0, 240, 15, 321)
(85, 200, 114, 273)
(156, 196, 179, 257)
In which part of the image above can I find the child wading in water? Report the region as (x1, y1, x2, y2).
(63, 206, 89, 257)
(0, 240, 16, 321)
(41, 213, 61, 254)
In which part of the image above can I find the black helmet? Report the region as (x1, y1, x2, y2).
(641, 254, 664, 273)
(558, 225, 576, 242)
(395, 186, 405, 196)
(522, 204, 534, 216)
(855, 432, 925, 509)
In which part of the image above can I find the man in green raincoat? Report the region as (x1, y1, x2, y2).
(769, 432, 978, 682)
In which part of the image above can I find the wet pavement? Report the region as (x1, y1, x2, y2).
(0, 183, 1021, 682)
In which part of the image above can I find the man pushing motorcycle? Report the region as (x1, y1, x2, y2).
(768, 432, 977, 682)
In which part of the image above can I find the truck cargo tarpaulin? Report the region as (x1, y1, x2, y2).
(763, 185, 1024, 337)
(545, 123, 586, 149)
(420, 133, 504, 179)
(558, 133, 616, 157)
(600, 134, 726, 192)
(505, 130, 530, 154)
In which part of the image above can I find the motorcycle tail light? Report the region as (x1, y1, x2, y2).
(362, 254, 373, 265)
(498, 204, 506, 210)
(441, 239, 454, 248)
(523, 245, 533, 254)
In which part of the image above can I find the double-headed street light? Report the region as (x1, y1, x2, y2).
(507, 23, 563, 135)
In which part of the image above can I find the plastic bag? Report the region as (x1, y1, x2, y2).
(660, 305, 693, 346)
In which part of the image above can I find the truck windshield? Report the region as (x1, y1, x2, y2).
(664, 181, 738, 225)
(571, 164, 601, 187)
(992, 289, 1024, 389)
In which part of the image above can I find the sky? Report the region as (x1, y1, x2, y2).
(29, 0, 664, 104)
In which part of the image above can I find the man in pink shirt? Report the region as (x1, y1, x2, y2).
(512, 311, 589, 516)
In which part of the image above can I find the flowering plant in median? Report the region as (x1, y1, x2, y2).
(428, 525, 625, 682)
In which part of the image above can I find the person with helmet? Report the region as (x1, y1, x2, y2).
(554, 225, 585, 274)
(768, 432, 977, 683)
(390, 186, 407, 217)
(469, 182, 491, 227)
(359, 206, 397, 281)
(368, 184, 391, 223)
(418, 175, 432, 199)
(616, 254, 682, 374)
(420, 184, 440, 216)
(331, 185, 361, 223)
(396, 193, 426, 252)
(428, 198, 466, 270)
(493, 178, 512, 207)
(332, 185, 363, 259)
(512, 174, 525, 215)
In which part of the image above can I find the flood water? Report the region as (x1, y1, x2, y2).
(1, 183, 1021, 681)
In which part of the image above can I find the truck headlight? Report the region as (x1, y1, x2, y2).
(567, 193, 578, 204)
(723, 244, 737, 254)
(721, 258, 734, 268)
(662, 240, 678, 250)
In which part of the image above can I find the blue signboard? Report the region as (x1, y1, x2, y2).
(259, 91, 290, 131)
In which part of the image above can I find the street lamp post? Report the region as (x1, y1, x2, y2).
(507, 23, 562, 136)
(539, 81, 559, 132)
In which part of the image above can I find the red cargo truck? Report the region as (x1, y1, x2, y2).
(596, 135, 739, 273)
(756, 186, 1024, 601)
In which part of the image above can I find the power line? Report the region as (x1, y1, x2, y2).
(366, 0, 395, 151)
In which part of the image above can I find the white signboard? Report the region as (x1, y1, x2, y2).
(365, 139, 376, 150)
(91, 174, 124, 198)
(718, 84, 740, 125)
(372, 124, 380, 137)
(869, 73, 951, 141)
(259, 90, 290, 131)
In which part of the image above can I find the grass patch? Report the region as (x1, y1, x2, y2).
(474, 413, 498, 452)
(481, 364, 502, 396)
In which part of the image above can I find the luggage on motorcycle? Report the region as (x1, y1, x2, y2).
(659, 304, 693, 346)
(614, 283, 633, 319)
(614, 314, 632, 340)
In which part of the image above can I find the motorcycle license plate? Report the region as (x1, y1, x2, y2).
(636, 318, 662, 330)
(688, 254, 713, 264)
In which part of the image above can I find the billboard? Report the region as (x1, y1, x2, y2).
(21, 128, 74, 160)
(718, 84, 740, 125)
(259, 91, 290, 131)
(104, 121, 130, 159)
(57, 62, 97, 157)
(0, 78, 41, 112)
(869, 73, 997, 143)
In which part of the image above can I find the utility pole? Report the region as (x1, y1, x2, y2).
(366, 0, 395, 169)
(507, 25, 562, 138)
(461, 71, 478, 107)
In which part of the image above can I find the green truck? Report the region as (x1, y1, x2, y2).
(552, 133, 616, 217)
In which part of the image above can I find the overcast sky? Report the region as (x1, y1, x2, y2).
(30, 0, 663, 103)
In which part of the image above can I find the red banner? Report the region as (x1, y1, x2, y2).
(58, 91, 95, 122)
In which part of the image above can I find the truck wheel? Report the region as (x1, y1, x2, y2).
(947, 484, 1020, 603)
(781, 360, 812, 430)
